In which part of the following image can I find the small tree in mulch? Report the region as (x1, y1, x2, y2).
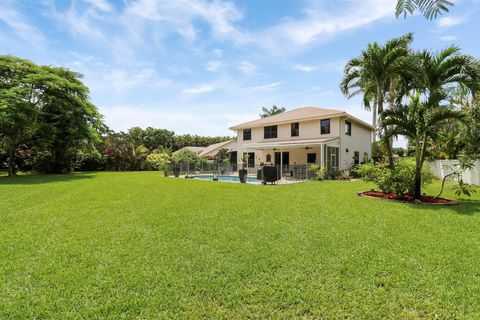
(435, 156, 478, 199)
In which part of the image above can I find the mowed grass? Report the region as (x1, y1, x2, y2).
(1, 172, 480, 319)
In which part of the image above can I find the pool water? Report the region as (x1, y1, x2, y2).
(193, 175, 259, 183)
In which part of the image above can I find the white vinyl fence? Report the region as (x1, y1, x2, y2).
(429, 159, 480, 185)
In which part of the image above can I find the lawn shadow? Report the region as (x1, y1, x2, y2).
(0, 173, 95, 185)
(404, 200, 480, 216)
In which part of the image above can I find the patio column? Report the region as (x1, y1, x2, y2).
(320, 143, 324, 169)
(280, 147, 283, 179)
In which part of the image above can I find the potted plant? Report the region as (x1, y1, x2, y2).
(239, 154, 248, 183)
(173, 164, 181, 178)
(171, 149, 202, 178)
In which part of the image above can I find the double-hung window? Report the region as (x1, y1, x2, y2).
(345, 121, 352, 136)
(291, 122, 299, 137)
(264, 125, 278, 139)
(243, 129, 251, 141)
(321, 119, 330, 135)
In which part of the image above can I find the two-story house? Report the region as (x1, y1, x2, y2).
(228, 107, 373, 172)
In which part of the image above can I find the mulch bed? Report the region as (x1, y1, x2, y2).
(358, 190, 458, 205)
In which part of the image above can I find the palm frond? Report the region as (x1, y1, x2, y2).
(396, 0, 453, 20)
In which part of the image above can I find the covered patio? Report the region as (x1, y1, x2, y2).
(242, 137, 341, 179)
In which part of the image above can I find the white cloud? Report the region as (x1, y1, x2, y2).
(51, 0, 111, 39)
(436, 16, 467, 28)
(293, 64, 316, 72)
(237, 60, 257, 75)
(177, 24, 197, 41)
(45, 0, 398, 61)
(0, 4, 45, 46)
(84, 0, 113, 13)
(182, 84, 215, 94)
(206, 60, 223, 72)
(100, 105, 253, 136)
(123, 0, 244, 41)
(254, 0, 396, 53)
(254, 82, 282, 90)
(212, 48, 223, 58)
(68, 57, 172, 93)
(438, 35, 458, 42)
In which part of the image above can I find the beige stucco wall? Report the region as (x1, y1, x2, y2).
(339, 117, 372, 169)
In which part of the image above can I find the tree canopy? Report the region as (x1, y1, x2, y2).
(0, 55, 103, 176)
(259, 105, 285, 118)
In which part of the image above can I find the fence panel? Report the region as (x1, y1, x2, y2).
(429, 160, 480, 185)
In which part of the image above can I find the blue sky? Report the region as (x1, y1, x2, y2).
(1, 0, 479, 140)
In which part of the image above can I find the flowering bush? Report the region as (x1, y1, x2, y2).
(146, 153, 171, 174)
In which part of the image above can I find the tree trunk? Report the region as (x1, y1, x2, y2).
(377, 91, 384, 114)
(383, 134, 395, 169)
(377, 85, 394, 169)
(372, 98, 377, 143)
(7, 145, 16, 177)
(414, 134, 428, 200)
(414, 155, 422, 200)
(389, 76, 395, 109)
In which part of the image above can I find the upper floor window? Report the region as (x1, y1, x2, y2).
(345, 120, 352, 136)
(243, 129, 251, 140)
(264, 125, 278, 139)
(291, 122, 299, 137)
(321, 119, 330, 135)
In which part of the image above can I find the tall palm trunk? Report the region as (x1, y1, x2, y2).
(414, 133, 428, 199)
(377, 86, 395, 169)
(384, 76, 396, 169)
(389, 76, 395, 108)
(372, 97, 377, 143)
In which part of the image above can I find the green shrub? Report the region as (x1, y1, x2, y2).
(355, 158, 432, 197)
(309, 164, 327, 181)
(146, 153, 171, 174)
(171, 149, 202, 163)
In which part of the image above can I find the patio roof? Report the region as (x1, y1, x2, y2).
(243, 137, 339, 149)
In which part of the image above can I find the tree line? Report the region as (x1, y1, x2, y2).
(0, 55, 230, 176)
(84, 128, 231, 172)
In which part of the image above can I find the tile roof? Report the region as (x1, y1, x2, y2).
(229, 107, 373, 130)
(198, 140, 234, 157)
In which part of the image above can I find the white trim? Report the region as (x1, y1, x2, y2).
(243, 137, 339, 150)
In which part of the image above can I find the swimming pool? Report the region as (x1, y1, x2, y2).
(192, 175, 259, 183)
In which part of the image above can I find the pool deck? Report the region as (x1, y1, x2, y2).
(171, 174, 307, 185)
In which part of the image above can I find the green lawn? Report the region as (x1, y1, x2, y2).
(1, 172, 480, 319)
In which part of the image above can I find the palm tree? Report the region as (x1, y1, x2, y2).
(417, 47, 478, 105)
(341, 64, 379, 141)
(340, 33, 414, 168)
(382, 95, 464, 199)
(396, 0, 453, 20)
(382, 47, 479, 199)
(132, 144, 150, 170)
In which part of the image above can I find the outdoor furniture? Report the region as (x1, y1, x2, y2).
(261, 166, 278, 184)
